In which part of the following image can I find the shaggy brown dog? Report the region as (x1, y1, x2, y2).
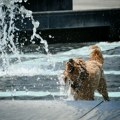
(63, 45, 109, 101)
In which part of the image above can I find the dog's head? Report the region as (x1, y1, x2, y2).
(63, 58, 89, 91)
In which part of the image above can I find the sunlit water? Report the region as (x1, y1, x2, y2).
(0, 0, 120, 101)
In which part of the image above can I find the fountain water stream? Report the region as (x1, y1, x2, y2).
(0, 0, 48, 71)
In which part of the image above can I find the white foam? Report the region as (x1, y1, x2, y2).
(96, 42, 120, 51)
(0, 91, 119, 98)
(95, 92, 120, 98)
(104, 70, 120, 75)
(0, 91, 66, 97)
(57, 41, 120, 57)
(104, 55, 120, 58)
(0, 63, 119, 77)
(0, 42, 120, 77)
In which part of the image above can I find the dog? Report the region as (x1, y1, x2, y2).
(63, 45, 109, 101)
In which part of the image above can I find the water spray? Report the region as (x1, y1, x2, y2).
(0, 0, 49, 71)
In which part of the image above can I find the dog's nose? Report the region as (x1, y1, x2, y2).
(71, 84, 75, 89)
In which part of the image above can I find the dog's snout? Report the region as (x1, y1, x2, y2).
(66, 60, 75, 73)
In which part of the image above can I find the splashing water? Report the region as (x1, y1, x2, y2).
(0, 0, 49, 71)
(0, 0, 120, 100)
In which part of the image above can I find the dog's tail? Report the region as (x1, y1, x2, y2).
(89, 45, 104, 64)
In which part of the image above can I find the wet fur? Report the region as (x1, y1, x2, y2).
(63, 45, 109, 101)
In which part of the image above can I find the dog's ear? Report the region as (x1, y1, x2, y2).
(77, 59, 86, 67)
(75, 59, 88, 81)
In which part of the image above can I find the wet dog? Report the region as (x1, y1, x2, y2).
(63, 45, 109, 101)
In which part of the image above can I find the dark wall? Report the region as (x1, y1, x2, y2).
(16, 26, 110, 45)
(21, 0, 73, 12)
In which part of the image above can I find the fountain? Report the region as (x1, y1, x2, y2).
(0, 0, 54, 99)
(0, 0, 120, 101)
(0, 1, 120, 120)
(0, 0, 48, 71)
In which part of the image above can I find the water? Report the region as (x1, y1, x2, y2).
(0, 0, 48, 71)
(0, 42, 120, 100)
(0, 1, 120, 101)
